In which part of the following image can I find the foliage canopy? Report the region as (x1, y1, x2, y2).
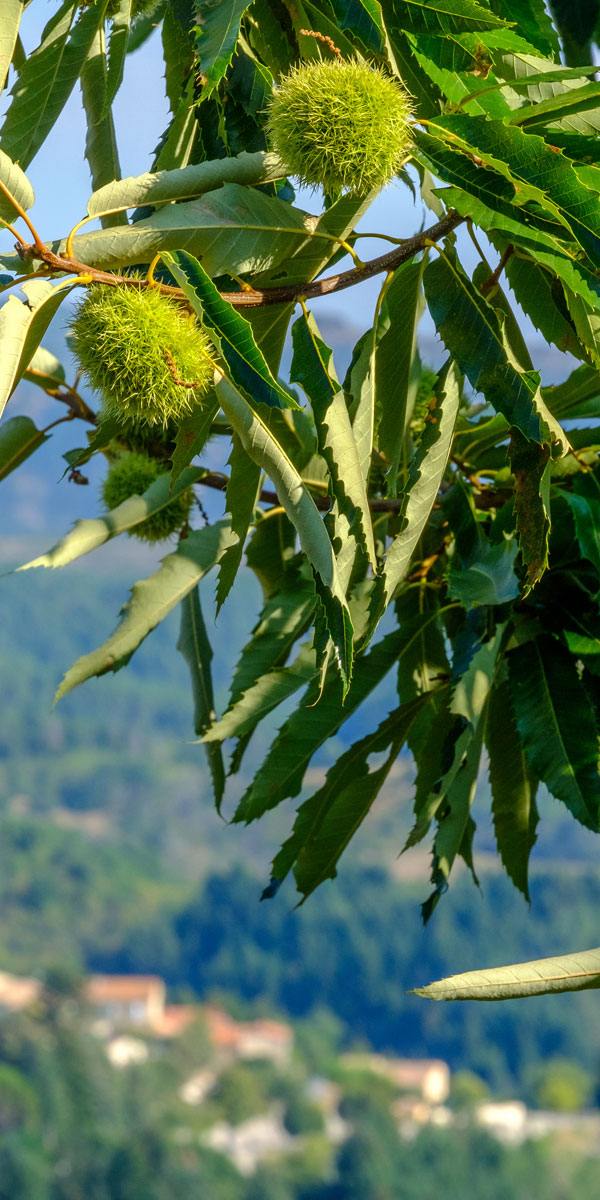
(2, 0, 600, 998)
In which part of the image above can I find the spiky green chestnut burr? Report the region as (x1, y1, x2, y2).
(102, 451, 192, 542)
(116, 416, 179, 457)
(266, 59, 412, 196)
(70, 284, 214, 428)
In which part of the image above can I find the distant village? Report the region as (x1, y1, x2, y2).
(1, 969, 600, 1175)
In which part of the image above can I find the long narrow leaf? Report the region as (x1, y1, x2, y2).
(0, 0, 24, 94)
(424, 254, 568, 450)
(509, 636, 600, 829)
(16, 467, 206, 571)
(178, 586, 225, 810)
(0, 0, 104, 168)
(274, 697, 428, 901)
(233, 627, 407, 824)
(414, 947, 600, 1001)
(54, 520, 236, 702)
(166, 249, 295, 411)
(86, 150, 285, 218)
(370, 361, 460, 631)
(194, 0, 251, 99)
(487, 678, 538, 901)
(79, 26, 126, 229)
(215, 374, 354, 693)
(291, 311, 376, 565)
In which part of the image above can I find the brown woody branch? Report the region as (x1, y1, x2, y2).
(18, 210, 464, 310)
(196, 470, 505, 513)
(479, 243, 515, 296)
(197, 470, 405, 511)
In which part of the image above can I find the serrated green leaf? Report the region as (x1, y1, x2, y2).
(54, 519, 236, 702)
(510, 79, 600, 128)
(458, 60, 598, 116)
(424, 253, 568, 451)
(563, 287, 600, 369)
(331, 0, 384, 51)
(86, 149, 285, 218)
(487, 0, 558, 56)
(0, 414, 48, 480)
(0, 0, 104, 169)
(562, 474, 600, 574)
(220, 576, 317, 774)
(405, 629, 503, 852)
(510, 429, 552, 589)
(0, 0, 24, 94)
(16, 466, 206, 572)
(543, 364, 600, 420)
(170, 396, 219, 487)
(440, 186, 600, 320)
(80, 26, 126, 230)
(445, 461, 520, 607)
(126, 1, 166, 53)
(394, 588, 452, 704)
(413, 130, 557, 245)
(229, 576, 316, 706)
(487, 677, 538, 900)
(50, 184, 319, 277)
(177, 585, 225, 810)
(291, 311, 376, 566)
(166, 249, 295, 410)
(282, 697, 427, 902)
(375, 259, 426, 491)
(215, 433, 262, 613)
(426, 114, 600, 266)
(407, 32, 512, 117)
(421, 709, 485, 922)
(509, 635, 600, 829)
(215, 374, 354, 692)
(344, 327, 377, 486)
(195, 0, 250, 99)
(233, 625, 407, 824)
(161, 2, 194, 114)
(503, 251, 585, 358)
(418, 628, 503, 919)
(384, 27, 441, 118)
(452, 412, 509, 471)
(370, 360, 460, 629)
(414, 947, 600, 1001)
(103, 0, 131, 115)
(202, 643, 316, 746)
(382, 0, 506, 36)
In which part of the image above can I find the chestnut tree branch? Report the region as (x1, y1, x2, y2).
(18, 210, 464, 309)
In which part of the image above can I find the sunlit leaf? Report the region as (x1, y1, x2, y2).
(414, 947, 600, 1001)
(54, 520, 236, 702)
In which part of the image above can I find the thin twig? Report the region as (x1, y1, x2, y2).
(27, 367, 97, 424)
(479, 244, 515, 296)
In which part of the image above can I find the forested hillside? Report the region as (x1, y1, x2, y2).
(0, 563, 599, 1092)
